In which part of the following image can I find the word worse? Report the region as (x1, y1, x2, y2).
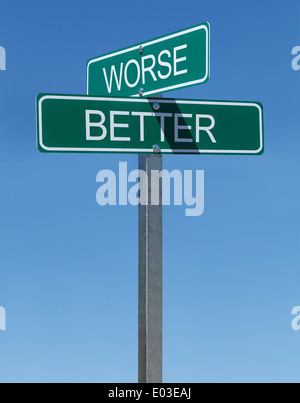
(37, 95, 263, 155)
(87, 23, 209, 97)
(0, 46, 6, 70)
(101, 44, 189, 94)
(96, 162, 204, 217)
(292, 46, 300, 71)
(292, 306, 300, 331)
(0, 306, 6, 331)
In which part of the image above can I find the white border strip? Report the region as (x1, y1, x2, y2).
(87, 24, 210, 97)
(38, 95, 263, 154)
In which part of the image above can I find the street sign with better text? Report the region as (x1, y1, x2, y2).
(37, 94, 263, 155)
(87, 23, 210, 97)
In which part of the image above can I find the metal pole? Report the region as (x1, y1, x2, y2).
(138, 102, 163, 382)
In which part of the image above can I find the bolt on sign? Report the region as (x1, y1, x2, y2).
(36, 94, 263, 155)
(87, 23, 210, 98)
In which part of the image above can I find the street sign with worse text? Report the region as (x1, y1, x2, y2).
(87, 23, 210, 97)
(37, 94, 263, 155)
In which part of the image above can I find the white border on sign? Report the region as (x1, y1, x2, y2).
(38, 95, 263, 154)
(87, 24, 210, 97)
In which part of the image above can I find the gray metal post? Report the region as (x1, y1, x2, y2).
(138, 149, 163, 383)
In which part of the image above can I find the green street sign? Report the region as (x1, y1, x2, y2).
(87, 23, 210, 97)
(36, 94, 264, 155)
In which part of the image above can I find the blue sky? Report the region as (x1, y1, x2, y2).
(0, 0, 300, 383)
